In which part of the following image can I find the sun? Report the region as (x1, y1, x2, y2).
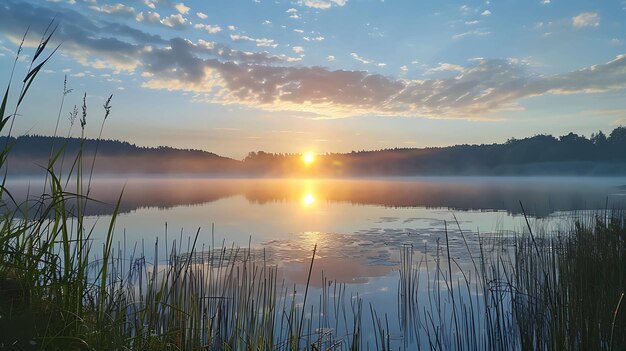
(303, 152, 315, 165)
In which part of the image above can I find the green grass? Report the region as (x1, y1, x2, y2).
(0, 31, 625, 350)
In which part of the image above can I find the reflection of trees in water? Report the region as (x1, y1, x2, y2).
(6, 177, 626, 217)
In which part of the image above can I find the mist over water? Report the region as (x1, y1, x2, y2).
(7, 176, 625, 258)
(8, 176, 626, 216)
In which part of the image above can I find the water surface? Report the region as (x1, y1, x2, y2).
(7, 176, 626, 347)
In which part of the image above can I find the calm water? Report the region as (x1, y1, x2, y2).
(9, 176, 626, 282)
(7, 176, 626, 347)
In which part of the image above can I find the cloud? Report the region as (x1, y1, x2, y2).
(194, 24, 222, 34)
(327, 55, 335, 61)
(452, 29, 490, 39)
(427, 63, 466, 73)
(136, 11, 190, 29)
(196, 12, 208, 19)
(2, 0, 626, 120)
(572, 12, 600, 28)
(89, 3, 136, 16)
(230, 34, 278, 48)
(480, 10, 491, 16)
(286, 8, 301, 19)
(175, 2, 190, 15)
(142, 0, 158, 9)
(161, 13, 189, 28)
(298, 0, 347, 9)
(141, 54, 626, 119)
(303, 36, 324, 41)
(292, 46, 304, 53)
(0, 0, 285, 71)
(351, 52, 371, 64)
(136, 11, 161, 23)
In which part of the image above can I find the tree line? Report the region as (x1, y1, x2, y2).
(3, 127, 626, 176)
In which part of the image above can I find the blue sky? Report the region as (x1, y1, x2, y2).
(1, 0, 625, 158)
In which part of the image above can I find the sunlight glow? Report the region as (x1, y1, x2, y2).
(303, 193, 315, 205)
(303, 152, 315, 165)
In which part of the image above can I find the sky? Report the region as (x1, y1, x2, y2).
(0, 0, 625, 159)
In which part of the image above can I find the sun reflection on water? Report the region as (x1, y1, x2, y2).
(303, 193, 315, 206)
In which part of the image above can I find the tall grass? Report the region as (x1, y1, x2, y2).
(396, 211, 626, 350)
(0, 31, 625, 350)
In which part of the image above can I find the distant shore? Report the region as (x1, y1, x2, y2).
(3, 129, 626, 176)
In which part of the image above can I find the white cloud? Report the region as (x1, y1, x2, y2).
(298, 0, 347, 9)
(286, 8, 300, 19)
(292, 46, 304, 53)
(196, 12, 208, 19)
(293, 29, 304, 33)
(542, 0, 550, 4)
(327, 55, 335, 61)
(453, 29, 490, 39)
(175, 2, 190, 15)
(351, 52, 371, 64)
(136, 11, 161, 23)
(161, 13, 189, 28)
(481, 10, 491, 16)
(400, 65, 408, 72)
(143, 0, 157, 9)
(572, 12, 600, 28)
(465, 20, 479, 25)
(194, 23, 222, 33)
(427, 62, 466, 74)
(303, 36, 324, 41)
(89, 3, 135, 16)
(230, 34, 278, 48)
(227, 25, 236, 31)
(263, 20, 272, 25)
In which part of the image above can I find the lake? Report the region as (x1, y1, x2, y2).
(7, 176, 626, 348)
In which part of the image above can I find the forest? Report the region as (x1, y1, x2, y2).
(4, 126, 626, 176)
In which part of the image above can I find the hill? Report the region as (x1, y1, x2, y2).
(1, 135, 240, 175)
